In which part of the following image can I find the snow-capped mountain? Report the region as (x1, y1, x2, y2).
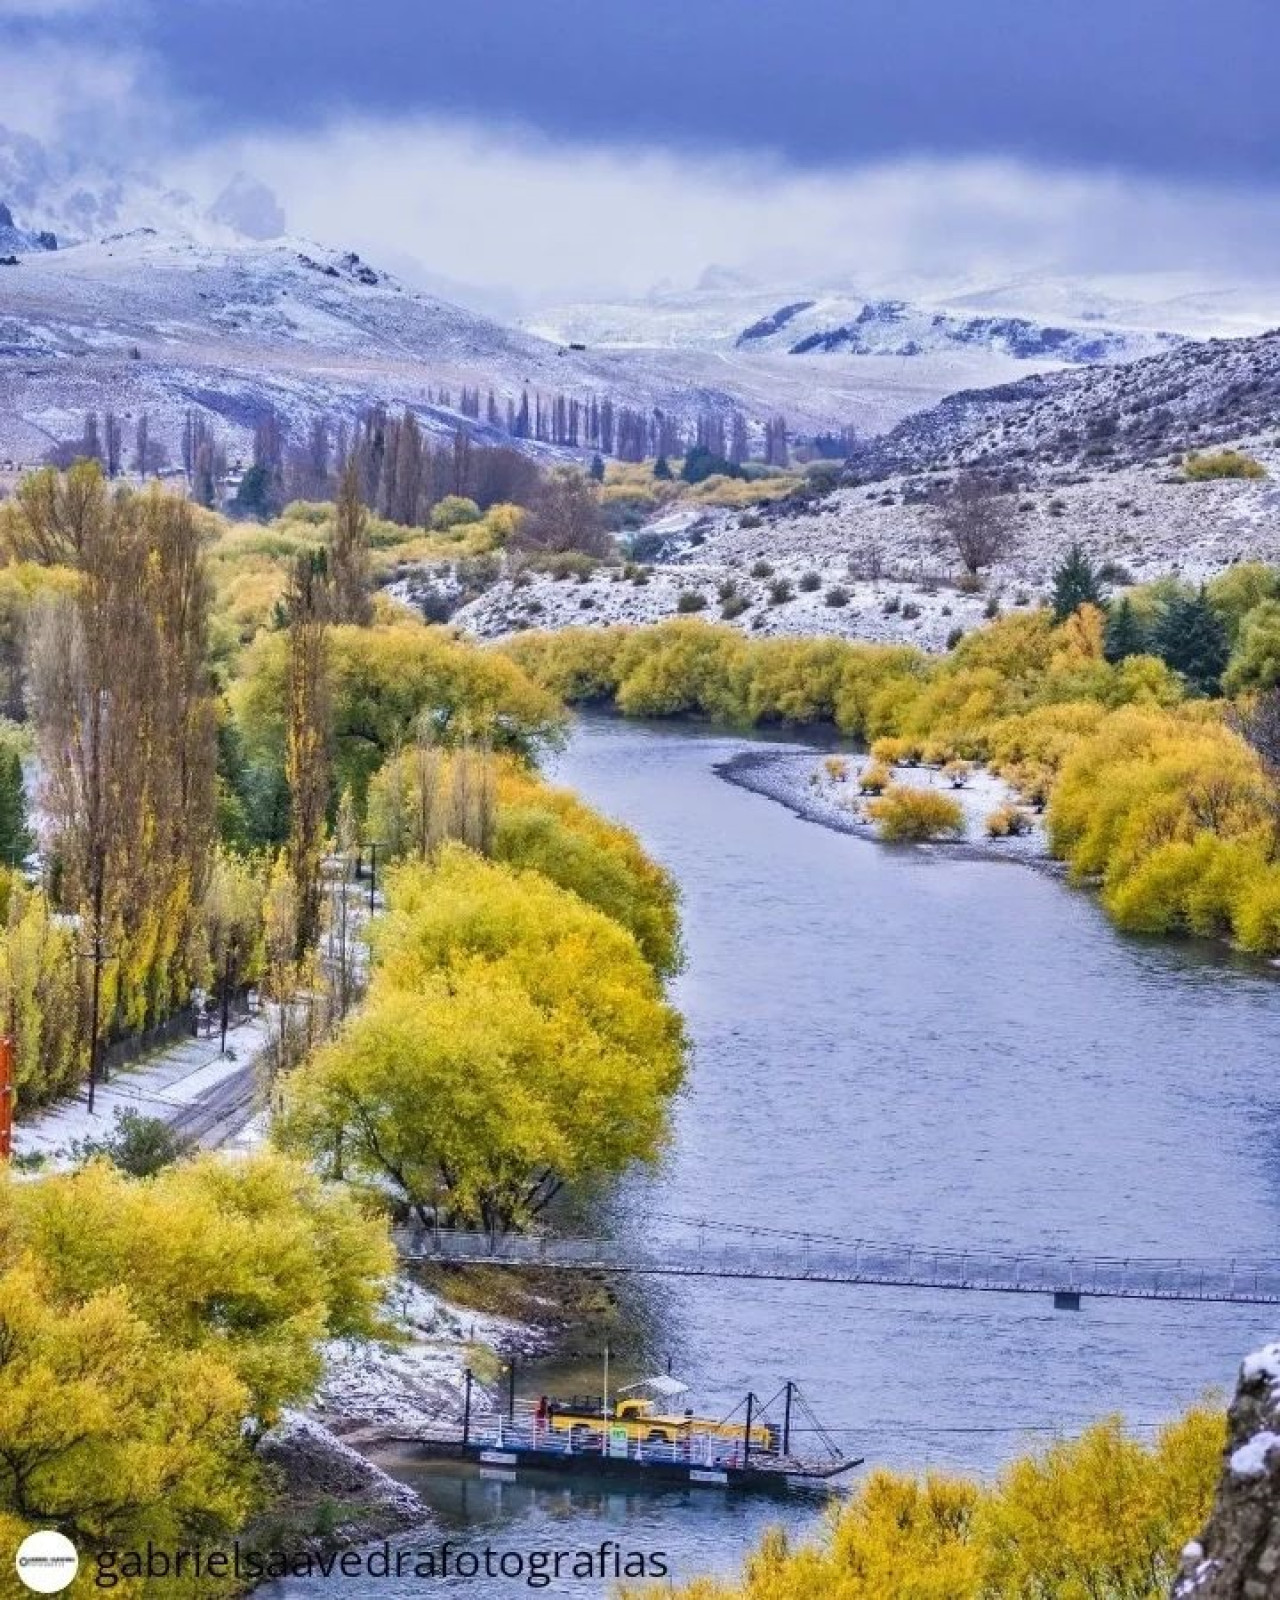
(4, 125, 1280, 478)
(0, 208, 791, 469)
(531, 268, 1280, 358)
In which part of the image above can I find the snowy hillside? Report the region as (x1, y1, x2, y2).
(0, 209, 1067, 469)
(850, 325, 1280, 479)
(0, 216, 786, 468)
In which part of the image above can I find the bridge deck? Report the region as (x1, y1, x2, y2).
(396, 1228, 1280, 1306)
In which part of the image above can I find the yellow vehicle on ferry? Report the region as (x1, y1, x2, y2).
(538, 1376, 777, 1456)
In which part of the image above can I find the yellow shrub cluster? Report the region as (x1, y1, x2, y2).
(651, 1410, 1223, 1600)
(866, 786, 966, 841)
(366, 749, 682, 976)
(1184, 449, 1267, 480)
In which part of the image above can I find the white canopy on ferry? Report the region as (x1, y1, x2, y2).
(618, 1375, 690, 1398)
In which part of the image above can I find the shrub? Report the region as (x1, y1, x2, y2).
(750, 560, 774, 579)
(72, 1110, 192, 1176)
(430, 495, 483, 531)
(866, 786, 966, 841)
(768, 578, 794, 605)
(901, 602, 922, 621)
(798, 571, 822, 592)
(825, 586, 850, 607)
(720, 593, 750, 620)
(656, 1410, 1223, 1600)
(986, 802, 1032, 838)
(1184, 449, 1267, 481)
(943, 759, 974, 788)
(823, 756, 850, 781)
(870, 736, 917, 766)
(858, 761, 892, 795)
(675, 590, 708, 613)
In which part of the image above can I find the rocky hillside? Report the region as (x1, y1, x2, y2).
(0, 201, 56, 257)
(852, 327, 1280, 481)
(450, 431, 1279, 649)
(1174, 1342, 1280, 1598)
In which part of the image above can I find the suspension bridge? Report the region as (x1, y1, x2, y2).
(395, 1222, 1280, 1308)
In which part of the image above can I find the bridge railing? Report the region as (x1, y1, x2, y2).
(394, 1226, 1280, 1305)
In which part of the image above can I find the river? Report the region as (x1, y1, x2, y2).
(271, 715, 1280, 1596)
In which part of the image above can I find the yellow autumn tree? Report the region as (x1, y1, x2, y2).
(0, 1150, 392, 1584)
(366, 750, 682, 976)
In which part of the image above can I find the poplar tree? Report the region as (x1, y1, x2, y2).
(330, 458, 373, 625)
(284, 550, 332, 962)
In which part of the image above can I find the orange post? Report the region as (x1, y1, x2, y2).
(0, 1036, 13, 1161)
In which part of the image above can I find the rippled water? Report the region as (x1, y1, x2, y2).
(272, 715, 1280, 1597)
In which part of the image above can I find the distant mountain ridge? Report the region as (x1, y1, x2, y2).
(530, 282, 1183, 368)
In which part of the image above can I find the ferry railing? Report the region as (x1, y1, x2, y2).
(471, 1417, 750, 1469)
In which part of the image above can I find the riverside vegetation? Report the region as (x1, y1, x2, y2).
(0, 457, 1268, 1592)
(647, 1411, 1225, 1600)
(502, 563, 1280, 956)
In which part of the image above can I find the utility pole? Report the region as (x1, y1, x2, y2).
(219, 941, 234, 1055)
(743, 1391, 755, 1467)
(367, 840, 380, 913)
(782, 1381, 794, 1458)
(0, 1036, 13, 1161)
(86, 869, 106, 1115)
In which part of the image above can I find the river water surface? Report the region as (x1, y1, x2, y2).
(273, 716, 1280, 1596)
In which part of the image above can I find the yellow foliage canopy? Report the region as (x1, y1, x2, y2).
(277, 849, 686, 1230)
(651, 1410, 1223, 1600)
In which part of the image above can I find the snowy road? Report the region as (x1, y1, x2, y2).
(12, 1013, 268, 1167)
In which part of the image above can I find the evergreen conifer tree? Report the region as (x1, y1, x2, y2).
(1052, 541, 1104, 621)
(1154, 586, 1229, 696)
(0, 745, 31, 867)
(1103, 596, 1147, 662)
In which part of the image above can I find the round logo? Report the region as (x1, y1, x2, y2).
(15, 1532, 79, 1594)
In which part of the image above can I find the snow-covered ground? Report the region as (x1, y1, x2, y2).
(721, 747, 1046, 861)
(452, 436, 1280, 649)
(316, 1278, 547, 1439)
(12, 1013, 266, 1168)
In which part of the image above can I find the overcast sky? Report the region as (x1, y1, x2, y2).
(1, 0, 1277, 305)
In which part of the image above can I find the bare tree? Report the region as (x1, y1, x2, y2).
(103, 411, 123, 479)
(1230, 689, 1280, 780)
(931, 471, 1016, 577)
(514, 466, 611, 557)
(134, 412, 150, 478)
